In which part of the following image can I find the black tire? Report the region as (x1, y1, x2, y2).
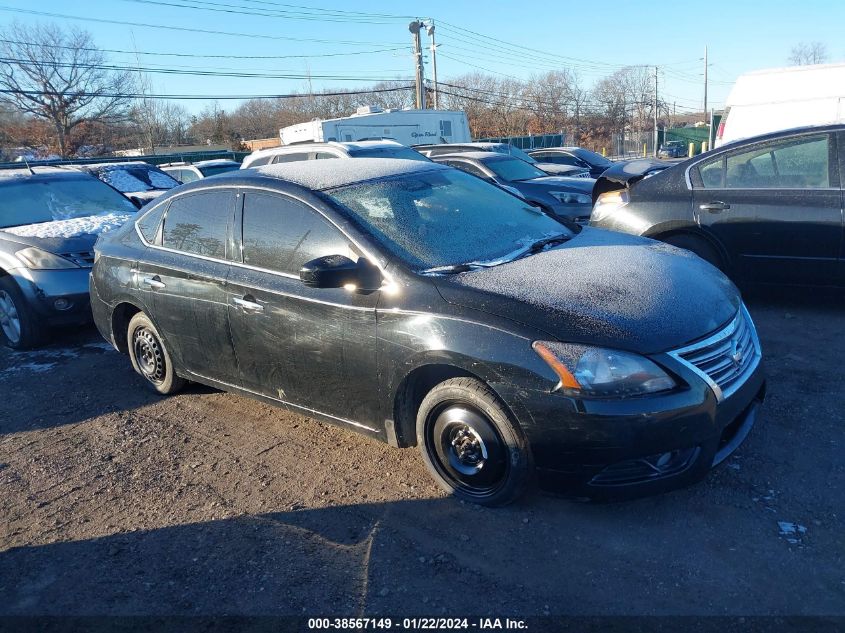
(662, 234, 724, 270)
(126, 312, 185, 395)
(0, 275, 46, 350)
(416, 377, 533, 506)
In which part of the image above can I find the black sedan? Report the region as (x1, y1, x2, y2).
(431, 152, 595, 222)
(591, 124, 845, 286)
(528, 146, 614, 178)
(90, 158, 764, 506)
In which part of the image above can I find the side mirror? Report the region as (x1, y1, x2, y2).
(299, 255, 383, 290)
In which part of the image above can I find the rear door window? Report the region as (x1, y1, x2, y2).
(725, 135, 831, 189)
(241, 192, 355, 275)
(161, 190, 235, 259)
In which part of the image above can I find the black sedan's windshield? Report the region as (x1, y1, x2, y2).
(0, 176, 138, 229)
(326, 169, 569, 270)
(486, 157, 547, 182)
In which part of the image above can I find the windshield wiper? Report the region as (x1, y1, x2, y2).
(525, 233, 573, 254)
(421, 262, 488, 275)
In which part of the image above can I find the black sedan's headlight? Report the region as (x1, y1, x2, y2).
(533, 341, 675, 397)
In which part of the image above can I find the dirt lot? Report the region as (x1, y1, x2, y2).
(0, 288, 843, 618)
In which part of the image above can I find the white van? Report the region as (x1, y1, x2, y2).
(716, 63, 845, 147)
(279, 106, 471, 147)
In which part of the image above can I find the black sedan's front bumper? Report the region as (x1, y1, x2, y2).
(494, 359, 765, 500)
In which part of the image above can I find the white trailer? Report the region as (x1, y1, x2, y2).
(279, 107, 471, 146)
(716, 63, 845, 147)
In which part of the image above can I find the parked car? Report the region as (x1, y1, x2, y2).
(527, 147, 614, 178)
(657, 141, 688, 159)
(431, 152, 594, 222)
(90, 158, 764, 506)
(74, 162, 181, 208)
(0, 167, 138, 348)
(241, 140, 430, 169)
(590, 124, 845, 286)
(416, 142, 591, 178)
(161, 159, 241, 183)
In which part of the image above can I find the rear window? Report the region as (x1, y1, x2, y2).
(162, 190, 234, 259)
(349, 147, 429, 161)
(198, 164, 240, 177)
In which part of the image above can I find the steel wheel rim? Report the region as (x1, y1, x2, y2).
(0, 290, 21, 344)
(133, 326, 166, 384)
(427, 403, 508, 497)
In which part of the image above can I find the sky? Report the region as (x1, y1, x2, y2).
(1, 0, 843, 117)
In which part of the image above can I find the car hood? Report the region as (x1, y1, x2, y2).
(0, 213, 134, 254)
(434, 227, 739, 354)
(518, 176, 595, 193)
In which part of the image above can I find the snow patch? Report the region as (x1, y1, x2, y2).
(3, 362, 57, 374)
(777, 521, 808, 544)
(256, 158, 446, 191)
(2, 213, 133, 239)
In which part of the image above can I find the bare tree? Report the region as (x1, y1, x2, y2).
(0, 22, 131, 157)
(789, 41, 828, 65)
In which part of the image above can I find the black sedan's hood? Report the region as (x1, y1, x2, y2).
(435, 228, 740, 354)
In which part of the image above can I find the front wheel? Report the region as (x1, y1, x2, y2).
(416, 377, 533, 506)
(127, 312, 185, 395)
(0, 276, 45, 350)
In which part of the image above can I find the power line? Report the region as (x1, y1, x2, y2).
(0, 85, 415, 100)
(0, 38, 408, 61)
(0, 5, 409, 46)
(117, 0, 414, 24)
(0, 56, 411, 81)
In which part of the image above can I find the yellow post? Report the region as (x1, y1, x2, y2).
(642, 143, 647, 157)
(701, 141, 708, 153)
(688, 142, 695, 158)
(601, 147, 606, 157)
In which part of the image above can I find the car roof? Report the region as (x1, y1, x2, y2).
(0, 166, 98, 182)
(193, 159, 240, 167)
(211, 157, 448, 192)
(717, 122, 845, 149)
(246, 139, 404, 159)
(74, 161, 160, 172)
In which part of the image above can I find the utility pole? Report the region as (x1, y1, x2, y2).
(703, 45, 708, 125)
(427, 21, 438, 110)
(653, 66, 659, 157)
(409, 21, 426, 110)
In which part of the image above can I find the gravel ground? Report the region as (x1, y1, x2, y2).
(0, 288, 843, 618)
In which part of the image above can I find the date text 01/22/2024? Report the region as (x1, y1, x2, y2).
(307, 617, 528, 629)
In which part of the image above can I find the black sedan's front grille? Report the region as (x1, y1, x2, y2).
(670, 307, 761, 402)
(62, 251, 96, 268)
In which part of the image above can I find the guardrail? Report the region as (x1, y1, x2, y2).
(0, 150, 249, 171)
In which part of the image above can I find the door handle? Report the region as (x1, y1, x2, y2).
(141, 276, 166, 290)
(699, 201, 731, 213)
(233, 296, 264, 313)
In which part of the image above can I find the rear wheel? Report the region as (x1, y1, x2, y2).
(0, 276, 45, 350)
(127, 312, 185, 395)
(662, 234, 724, 270)
(416, 377, 532, 506)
